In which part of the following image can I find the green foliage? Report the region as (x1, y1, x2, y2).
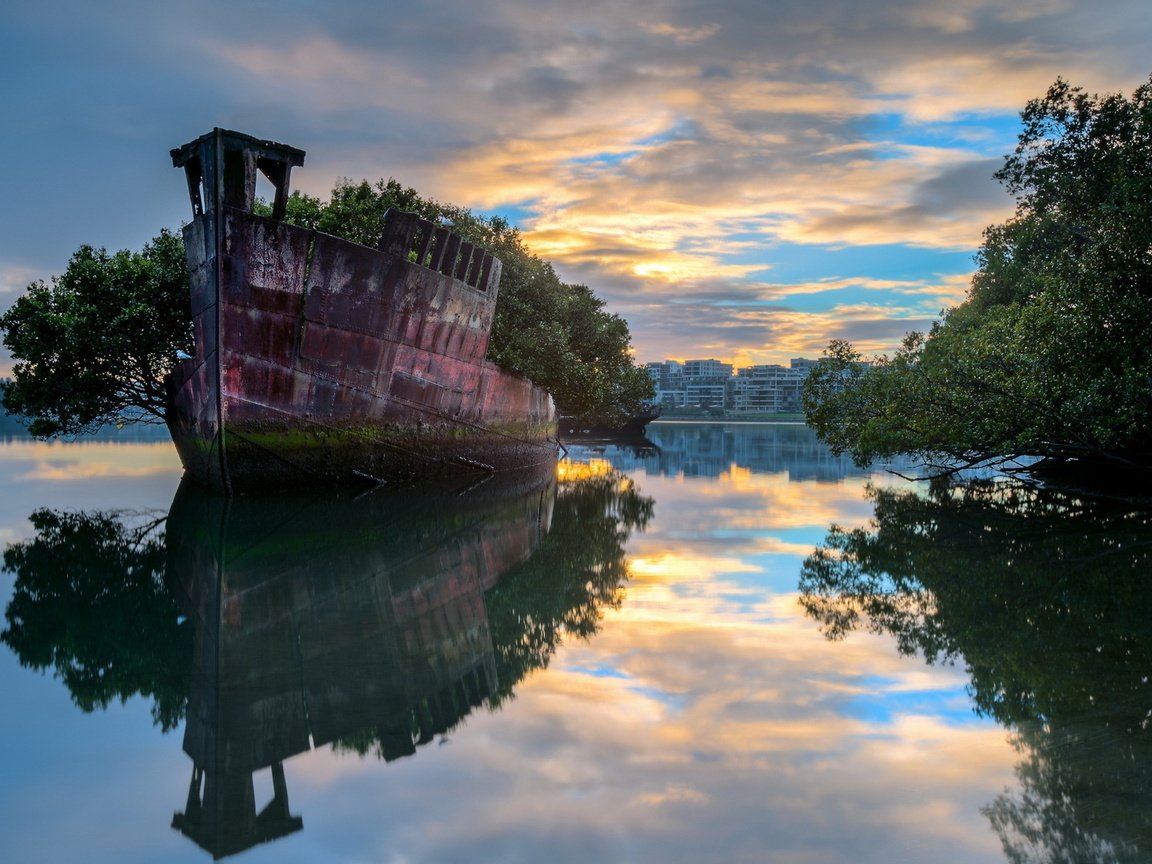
(281, 179, 655, 423)
(0, 380, 29, 435)
(798, 479, 1152, 860)
(1, 508, 191, 731)
(0, 230, 191, 436)
(803, 74, 1152, 476)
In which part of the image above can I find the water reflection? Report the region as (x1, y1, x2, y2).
(609, 421, 886, 481)
(2, 462, 652, 859)
(2, 507, 189, 729)
(799, 479, 1152, 861)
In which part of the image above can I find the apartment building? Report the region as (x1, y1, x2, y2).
(646, 358, 816, 413)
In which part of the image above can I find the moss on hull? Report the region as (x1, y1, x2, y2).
(170, 413, 557, 493)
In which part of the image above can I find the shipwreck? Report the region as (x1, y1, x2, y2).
(166, 128, 558, 495)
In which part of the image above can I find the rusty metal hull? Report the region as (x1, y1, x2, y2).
(166, 206, 557, 494)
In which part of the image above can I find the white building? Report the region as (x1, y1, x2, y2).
(727, 359, 814, 414)
(647, 358, 815, 413)
(647, 359, 732, 409)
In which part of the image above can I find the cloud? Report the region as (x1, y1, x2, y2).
(0, 441, 183, 481)
(612, 290, 953, 364)
(1, 0, 1147, 368)
(0, 265, 40, 297)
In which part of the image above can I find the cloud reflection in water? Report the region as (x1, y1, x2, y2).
(0, 426, 1025, 862)
(277, 425, 1016, 863)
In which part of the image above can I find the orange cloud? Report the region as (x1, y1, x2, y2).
(2, 441, 182, 481)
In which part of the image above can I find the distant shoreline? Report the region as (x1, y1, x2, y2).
(652, 412, 806, 425)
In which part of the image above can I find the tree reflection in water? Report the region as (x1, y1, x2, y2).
(2, 508, 190, 731)
(1, 458, 652, 859)
(799, 479, 1152, 862)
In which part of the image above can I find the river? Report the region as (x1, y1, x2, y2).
(1, 421, 1147, 863)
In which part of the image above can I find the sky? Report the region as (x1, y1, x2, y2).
(1, 0, 1149, 372)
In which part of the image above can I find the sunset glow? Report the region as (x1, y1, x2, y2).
(1, 0, 1147, 375)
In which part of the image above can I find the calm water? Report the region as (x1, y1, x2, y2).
(1, 422, 1148, 863)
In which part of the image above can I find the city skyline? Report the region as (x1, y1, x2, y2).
(1, 1, 1148, 375)
(646, 356, 818, 413)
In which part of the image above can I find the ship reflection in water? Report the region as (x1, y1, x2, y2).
(167, 472, 551, 858)
(2, 459, 651, 860)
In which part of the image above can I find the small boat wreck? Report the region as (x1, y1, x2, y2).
(166, 128, 557, 494)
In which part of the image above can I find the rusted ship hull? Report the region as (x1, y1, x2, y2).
(166, 129, 557, 494)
